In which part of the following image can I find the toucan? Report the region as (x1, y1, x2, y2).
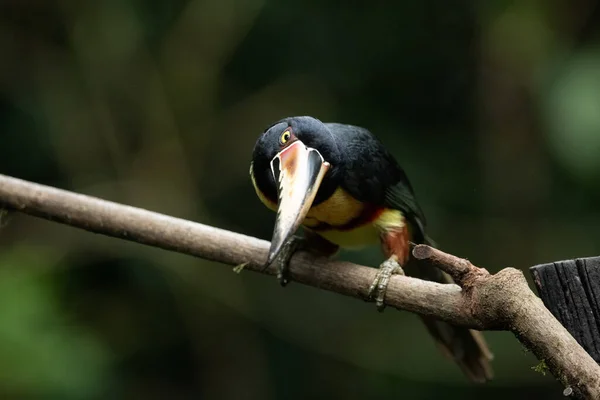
(249, 116, 493, 382)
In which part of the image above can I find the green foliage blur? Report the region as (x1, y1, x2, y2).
(1, 1, 599, 399)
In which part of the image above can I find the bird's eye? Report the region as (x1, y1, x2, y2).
(280, 130, 292, 145)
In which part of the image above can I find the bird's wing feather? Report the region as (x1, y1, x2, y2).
(383, 182, 428, 243)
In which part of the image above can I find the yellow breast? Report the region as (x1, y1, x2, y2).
(300, 187, 373, 248)
(305, 207, 405, 249)
(302, 187, 366, 228)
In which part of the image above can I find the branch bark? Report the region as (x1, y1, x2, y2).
(0, 174, 598, 398)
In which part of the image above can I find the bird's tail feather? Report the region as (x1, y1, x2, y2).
(418, 310, 494, 382)
(405, 238, 494, 383)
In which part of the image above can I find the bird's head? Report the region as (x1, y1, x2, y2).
(251, 116, 341, 266)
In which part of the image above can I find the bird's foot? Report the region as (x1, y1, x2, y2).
(368, 256, 405, 311)
(268, 236, 306, 287)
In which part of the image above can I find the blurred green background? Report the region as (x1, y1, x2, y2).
(1, 0, 600, 399)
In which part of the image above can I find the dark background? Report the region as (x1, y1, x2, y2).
(1, 0, 600, 399)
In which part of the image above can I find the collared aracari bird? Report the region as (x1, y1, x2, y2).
(249, 116, 493, 382)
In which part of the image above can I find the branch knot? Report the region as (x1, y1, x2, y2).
(412, 244, 490, 288)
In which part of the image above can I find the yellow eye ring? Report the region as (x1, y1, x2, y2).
(280, 130, 291, 144)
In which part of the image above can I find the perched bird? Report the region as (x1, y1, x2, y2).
(249, 116, 493, 382)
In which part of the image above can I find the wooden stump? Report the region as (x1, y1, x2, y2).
(530, 257, 600, 363)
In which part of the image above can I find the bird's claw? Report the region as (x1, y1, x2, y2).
(266, 236, 305, 286)
(368, 256, 404, 311)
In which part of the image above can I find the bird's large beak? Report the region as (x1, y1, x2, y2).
(267, 140, 330, 266)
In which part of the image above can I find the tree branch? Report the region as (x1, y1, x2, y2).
(413, 245, 600, 398)
(0, 174, 598, 398)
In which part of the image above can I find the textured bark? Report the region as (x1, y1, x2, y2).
(0, 174, 599, 398)
(413, 245, 600, 399)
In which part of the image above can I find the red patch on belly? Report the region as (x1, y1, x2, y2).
(309, 205, 384, 232)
